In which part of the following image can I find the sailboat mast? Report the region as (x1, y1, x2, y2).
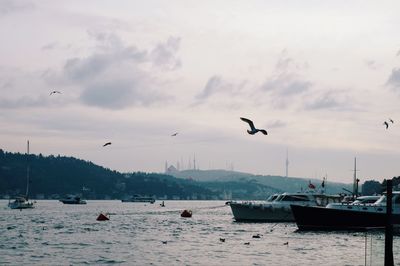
(353, 157, 357, 196)
(25, 140, 30, 199)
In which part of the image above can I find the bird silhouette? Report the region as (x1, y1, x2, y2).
(103, 142, 112, 147)
(252, 234, 261, 239)
(50, 90, 61, 96)
(240, 117, 268, 135)
(162, 241, 167, 244)
(383, 121, 389, 129)
(389, 118, 394, 124)
(283, 242, 289, 246)
(171, 132, 178, 136)
(219, 238, 225, 242)
(244, 242, 250, 245)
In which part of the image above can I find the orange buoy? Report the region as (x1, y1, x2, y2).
(96, 213, 109, 221)
(180, 209, 192, 218)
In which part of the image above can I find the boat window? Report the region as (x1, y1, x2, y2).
(394, 196, 400, 205)
(280, 195, 310, 201)
(266, 195, 278, 202)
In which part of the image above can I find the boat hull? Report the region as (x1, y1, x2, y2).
(230, 202, 294, 222)
(8, 201, 35, 210)
(291, 204, 400, 231)
(59, 200, 87, 205)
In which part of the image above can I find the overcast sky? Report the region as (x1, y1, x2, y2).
(1, 0, 400, 183)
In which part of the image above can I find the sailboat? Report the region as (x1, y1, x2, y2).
(8, 140, 35, 210)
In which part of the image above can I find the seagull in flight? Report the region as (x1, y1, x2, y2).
(50, 90, 61, 96)
(389, 118, 394, 124)
(240, 117, 268, 135)
(383, 121, 389, 129)
(103, 142, 112, 147)
(171, 132, 178, 137)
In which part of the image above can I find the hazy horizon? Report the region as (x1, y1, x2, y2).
(1, 1, 400, 183)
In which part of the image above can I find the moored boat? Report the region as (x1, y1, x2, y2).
(59, 195, 87, 204)
(291, 192, 400, 231)
(121, 195, 155, 203)
(230, 192, 342, 222)
(8, 141, 35, 210)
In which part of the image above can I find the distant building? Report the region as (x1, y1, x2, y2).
(166, 165, 179, 174)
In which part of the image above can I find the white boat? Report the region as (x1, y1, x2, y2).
(8, 196, 34, 209)
(8, 141, 35, 210)
(121, 195, 155, 203)
(230, 192, 342, 222)
(59, 195, 87, 205)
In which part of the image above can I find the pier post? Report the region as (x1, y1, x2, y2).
(384, 179, 393, 266)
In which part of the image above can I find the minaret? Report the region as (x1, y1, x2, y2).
(193, 154, 196, 170)
(165, 161, 168, 173)
(285, 149, 289, 178)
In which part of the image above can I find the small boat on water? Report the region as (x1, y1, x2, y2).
(8, 141, 35, 210)
(121, 195, 155, 203)
(229, 192, 343, 222)
(59, 195, 87, 205)
(291, 192, 400, 231)
(8, 196, 35, 210)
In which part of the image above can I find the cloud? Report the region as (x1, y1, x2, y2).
(304, 90, 351, 110)
(0, 95, 48, 109)
(53, 31, 180, 109)
(261, 50, 312, 97)
(194, 75, 247, 107)
(0, 0, 34, 16)
(386, 68, 400, 91)
(150, 36, 181, 70)
(260, 73, 312, 96)
(195, 76, 223, 100)
(267, 120, 286, 128)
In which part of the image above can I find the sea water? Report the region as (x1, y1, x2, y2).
(0, 200, 399, 265)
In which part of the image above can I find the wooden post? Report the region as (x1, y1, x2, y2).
(384, 179, 393, 266)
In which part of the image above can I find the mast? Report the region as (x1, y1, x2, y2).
(353, 157, 357, 196)
(25, 140, 30, 199)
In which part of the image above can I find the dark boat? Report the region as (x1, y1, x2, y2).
(291, 192, 400, 231)
(121, 195, 155, 203)
(59, 195, 87, 205)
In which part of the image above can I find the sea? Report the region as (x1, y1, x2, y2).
(1, 200, 399, 266)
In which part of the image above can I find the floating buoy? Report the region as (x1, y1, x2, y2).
(96, 213, 109, 221)
(180, 209, 192, 218)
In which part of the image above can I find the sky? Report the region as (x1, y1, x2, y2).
(1, 0, 400, 183)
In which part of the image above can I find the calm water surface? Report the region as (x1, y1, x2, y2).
(0, 200, 399, 265)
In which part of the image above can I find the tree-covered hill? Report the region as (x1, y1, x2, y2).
(0, 149, 216, 200)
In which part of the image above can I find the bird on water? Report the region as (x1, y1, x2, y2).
(240, 117, 268, 135)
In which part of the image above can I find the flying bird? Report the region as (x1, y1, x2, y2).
(240, 117, 268, 135)
(50, 90, 61, 96)
(171, 132, 178, 137)
(389, 118, 394, 124)
(383, 121, 389, 129)
(103, 142, 112, 147)
(219, 238, 225, 242)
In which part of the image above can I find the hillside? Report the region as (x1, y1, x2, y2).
(171, 169, 353, 194)
(0, 149, 217, 200)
